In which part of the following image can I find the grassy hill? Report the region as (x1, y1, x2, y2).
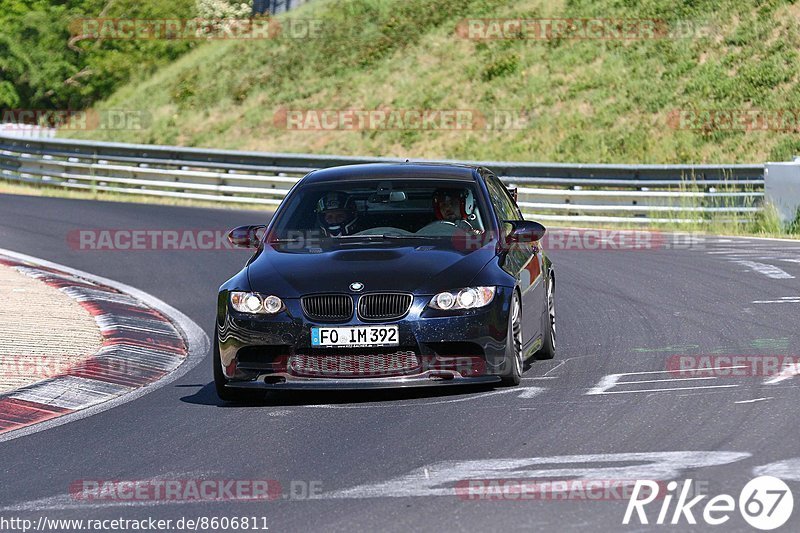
(64, 0, 800, 164)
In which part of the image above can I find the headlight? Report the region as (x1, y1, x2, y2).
(230, 292, 284, 314)
(429, 287, 495, 310)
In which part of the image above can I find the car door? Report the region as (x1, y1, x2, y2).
(483, 171, 544, 350)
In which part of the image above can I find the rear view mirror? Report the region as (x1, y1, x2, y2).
(227, 225, 266, 248)
(369, 190, 407, 203)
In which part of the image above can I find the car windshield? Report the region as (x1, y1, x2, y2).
(269, 179, 488, 244)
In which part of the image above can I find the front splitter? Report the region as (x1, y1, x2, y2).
(225, 371, 501, 390)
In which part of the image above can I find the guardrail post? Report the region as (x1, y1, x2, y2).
(90, 147, 97, 195)
(765, 159, 800, 223)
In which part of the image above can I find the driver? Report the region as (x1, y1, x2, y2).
(432, 188, 476, 230)
(315, 191, 358, 237)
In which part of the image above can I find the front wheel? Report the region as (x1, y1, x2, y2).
(500, 291, 524, 386)
(535, 275, 556, 360)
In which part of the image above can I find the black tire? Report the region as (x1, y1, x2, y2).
(500, 291, 524, 386)
(213, 331, 258, 403)
(535, 274, 556, 360)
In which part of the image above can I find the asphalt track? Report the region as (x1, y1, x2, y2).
(1, 192, 800, 532)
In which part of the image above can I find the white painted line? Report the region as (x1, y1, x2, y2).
(712, 234, 800, 244)
(587, 369, 748, 395)
(517, 386, 545, 399)
(0, 472, 220, 511)
(734, 397, 771, 404)
(322, 451, 751, 500)
(753, 297, 800, 304)
(732, 260, 794, 279)
(593, 366, 746, 379)
(0, 248, 209, 444)
(586, 374, 620, 395)
(0, 452, 754, 510)
(615, 376, 717, 385)
(755, 459, 800, 481)
(764, 363, 800, 384)
(586, 365, 747, 396)
(592, 384, 738, 394)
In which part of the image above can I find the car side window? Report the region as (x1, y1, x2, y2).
(485, 174, 522, 225)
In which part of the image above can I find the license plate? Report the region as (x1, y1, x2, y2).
(311, 326, 399, 347)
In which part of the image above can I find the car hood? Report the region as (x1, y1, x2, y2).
(246, 242, 497, 297)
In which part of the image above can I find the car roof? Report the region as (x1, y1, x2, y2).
(300, 163, 481, 184)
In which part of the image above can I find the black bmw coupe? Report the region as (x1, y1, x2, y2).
(214, 163, 555, 400)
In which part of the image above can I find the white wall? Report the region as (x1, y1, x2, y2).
(765, 158, 800, 223)
(0, 124, 57, 139)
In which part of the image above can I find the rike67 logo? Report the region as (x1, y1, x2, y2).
(624, 476, 793, 530)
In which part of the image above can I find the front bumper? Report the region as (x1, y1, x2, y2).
(216, 287, 514, 388)
(224, 371, 501, 390)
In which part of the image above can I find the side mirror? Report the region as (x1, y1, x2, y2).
(227, 225, 266, 248)
(505, 220, 546, 244)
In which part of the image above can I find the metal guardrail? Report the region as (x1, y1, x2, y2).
(0, 134, 765, 224)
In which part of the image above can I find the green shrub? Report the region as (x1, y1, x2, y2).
(0, 0, 196, 110)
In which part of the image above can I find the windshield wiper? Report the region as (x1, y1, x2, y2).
(334, 233, 439, 241)
(333, 234, 392, 240)
(380, 234, 438, 240)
